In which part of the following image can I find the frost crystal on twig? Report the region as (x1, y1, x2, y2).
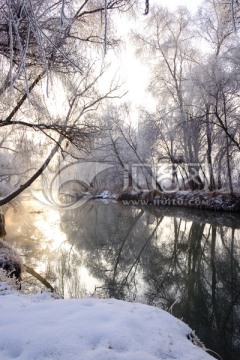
(1, 0, 83, 99)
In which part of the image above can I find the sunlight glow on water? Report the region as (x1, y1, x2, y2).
(34, 209, 67, 250)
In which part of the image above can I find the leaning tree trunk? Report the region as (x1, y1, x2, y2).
(0, 138, 62, 207)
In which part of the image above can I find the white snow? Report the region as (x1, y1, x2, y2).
(0, 287, 214, 360)
(100, 190, 110, 198)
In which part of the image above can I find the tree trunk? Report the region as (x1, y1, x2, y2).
(205, 108, 216, 190)
(0, 139, 62, 206)
(0, 213, 6, 237)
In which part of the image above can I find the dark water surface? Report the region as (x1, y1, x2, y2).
(5, 198, 240, 360)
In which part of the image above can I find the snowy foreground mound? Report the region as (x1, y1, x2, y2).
(0, 288, 214, 360)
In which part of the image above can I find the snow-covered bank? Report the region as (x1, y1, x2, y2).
(0, 239, 22, 280)
(0, 285, 214, 360)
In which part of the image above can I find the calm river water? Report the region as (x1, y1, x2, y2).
(5, 198, 240, 360)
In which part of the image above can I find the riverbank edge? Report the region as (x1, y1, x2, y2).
(116, 189, 240, 212)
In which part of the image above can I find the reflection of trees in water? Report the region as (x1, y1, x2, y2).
(60, 201, 240, 360)
(144, 220, 240, 360)
(5, 204, 83, 297)
(5, 206, 45, 260)
(60, 201, 163, 300)
(42, 247, 84, 298)
(212, 227, 240, 360)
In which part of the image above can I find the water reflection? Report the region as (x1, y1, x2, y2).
(5, 199, 240, 360)
(5, 200, 90, 297)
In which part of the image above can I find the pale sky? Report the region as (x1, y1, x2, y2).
(119, 0, 205, 111)
(100, 0, 205, 118)
(153, 0, 204, 12)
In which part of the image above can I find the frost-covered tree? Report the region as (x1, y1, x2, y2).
(194, 0, 240, 191)
(134, 6, 206, 190)
(0, 0, 137, 205)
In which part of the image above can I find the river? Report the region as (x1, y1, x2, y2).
(5, 198, 240, 360)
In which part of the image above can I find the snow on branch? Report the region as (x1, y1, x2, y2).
(231, 0, 240, 32)
(1, 0, 83, 97)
